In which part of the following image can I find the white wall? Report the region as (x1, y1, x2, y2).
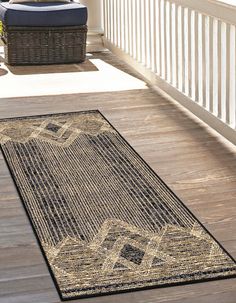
(80, 0, 103, 33)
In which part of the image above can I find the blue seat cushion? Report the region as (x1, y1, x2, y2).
(0, 2, 87, 27)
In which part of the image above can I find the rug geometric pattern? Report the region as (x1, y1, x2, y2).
(0, 110, 235, 300)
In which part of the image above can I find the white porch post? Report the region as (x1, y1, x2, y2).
(80, 0, 103, 33)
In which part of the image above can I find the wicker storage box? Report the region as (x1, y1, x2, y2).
(1, 24, 87, 65)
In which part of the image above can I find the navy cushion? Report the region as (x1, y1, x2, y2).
(0, 2, 87, 27)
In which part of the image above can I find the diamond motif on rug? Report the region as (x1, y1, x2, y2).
(120, 244, 145, 265)
(45, 122, 62, 133)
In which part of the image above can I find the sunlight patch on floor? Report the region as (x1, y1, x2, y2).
(0, 50, 147, 98)
(216, 0, 236, 6)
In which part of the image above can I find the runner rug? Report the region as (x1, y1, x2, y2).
(0, 110, 235, 301)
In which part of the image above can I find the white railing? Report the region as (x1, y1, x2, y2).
(103, 0, 236, 144)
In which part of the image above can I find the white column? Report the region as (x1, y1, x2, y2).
(79, 0, 103, 33)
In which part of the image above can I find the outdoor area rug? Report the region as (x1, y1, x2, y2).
(0, 110, 236, 300)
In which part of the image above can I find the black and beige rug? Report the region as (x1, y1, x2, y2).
(0, 110, 235, 300)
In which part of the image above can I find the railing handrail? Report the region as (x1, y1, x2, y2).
(103, 0, 236, 144)
(171, 0, 236, 25)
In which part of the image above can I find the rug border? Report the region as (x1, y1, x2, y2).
(0, 109, 235, 302)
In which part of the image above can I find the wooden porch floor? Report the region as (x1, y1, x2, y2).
(0, 47, 236, 303)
